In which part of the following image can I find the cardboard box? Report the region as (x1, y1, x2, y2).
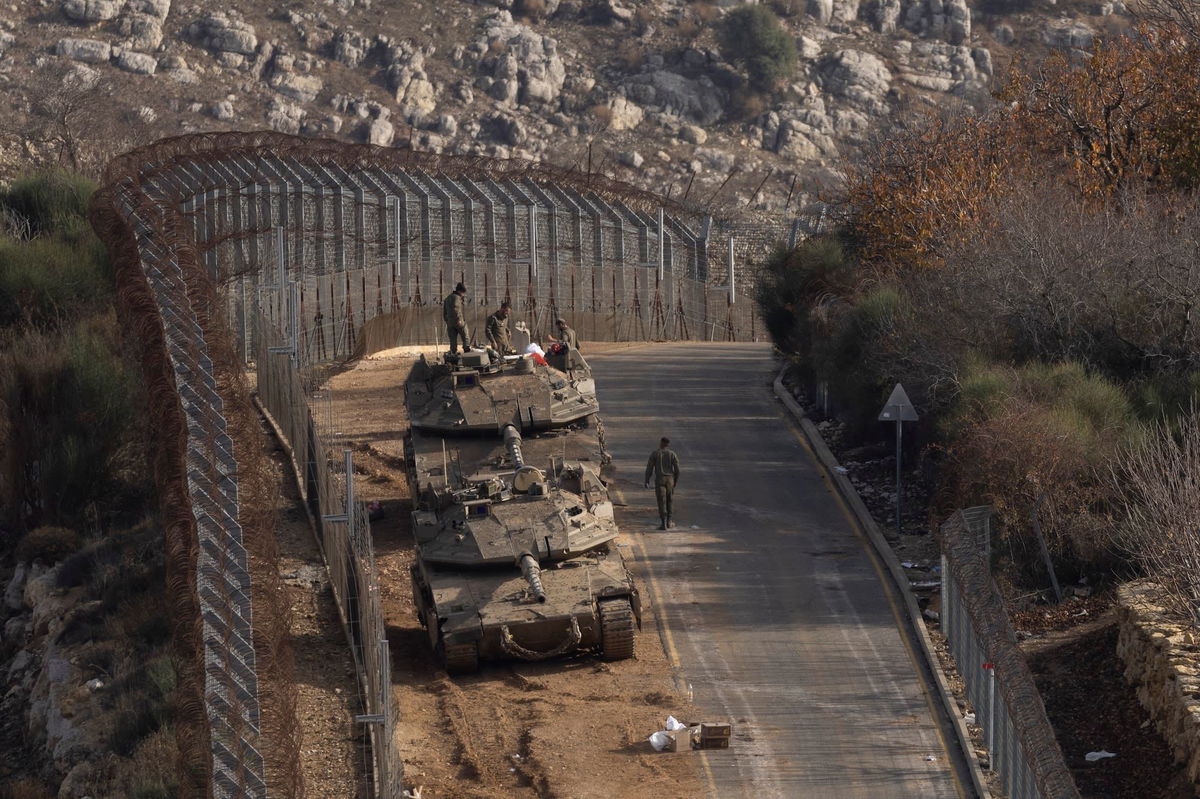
(664, 728, 693, 752)
(696, 723, 732, 750)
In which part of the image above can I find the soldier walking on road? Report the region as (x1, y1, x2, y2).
(443, 282, 469, 355)
(486, 301, 514, 354)
(645, 436, 680, 530)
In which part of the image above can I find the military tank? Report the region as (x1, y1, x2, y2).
(406, 347, 640, 673)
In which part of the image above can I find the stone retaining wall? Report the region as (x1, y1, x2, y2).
(1116, 580, 1200, 787)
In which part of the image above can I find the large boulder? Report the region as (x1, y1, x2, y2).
(477, 13, 566, 107)
(385, 43, 437, 114)
(901, 0, 970, 44)
(270, 72, 323, 103)
(332, 29, 372, 68)
(606, 95, 644, 131)
(61, 0, 123, 23)
(187, 12, 258, 55)
(623, 69, 726, 126)
(55, 38, 112, 64)
(365, 117, 395, 146)
(116, 50, 157, 74)
(894, 41, 989, 95)
(267, 98, 305, 134)
(818, 49, 892, 114)
(762, 106, 839, 161)
(1043, 18, 1096, 50)
(117, 14, 164, 50)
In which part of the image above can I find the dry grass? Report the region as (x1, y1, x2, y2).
(693, 1, 721, 23)
(615, 40, 645, 71)
(589, 103, 614, 130)
(0, 779, 55, 799)
(728, 88, 769, 120)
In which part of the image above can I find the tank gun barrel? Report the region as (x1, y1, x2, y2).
(503, 424, 525, 468)
(519, 553, 547, 603)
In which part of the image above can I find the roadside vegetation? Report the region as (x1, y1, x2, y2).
(759, 7, 1200, 609)
(0, 172, 173, 797)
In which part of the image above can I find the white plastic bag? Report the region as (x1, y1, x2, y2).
(648, 731, 670, 752)
(665, 716, 686, 731)
(525, 342, 545, 357)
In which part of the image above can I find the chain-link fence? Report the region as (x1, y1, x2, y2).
(94, 131, 792, 798)
(255, 310, 402, 797)
(939, 507, 1080, 799)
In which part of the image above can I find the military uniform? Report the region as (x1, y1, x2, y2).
(557, 324, 579, 351)
(443, 290, 468, 354)
(644, 446, 680, 529)
(486, 310, 512, 353)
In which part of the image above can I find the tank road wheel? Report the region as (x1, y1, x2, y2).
(598, 598, 636, 661)
(439, 637, 480, 675)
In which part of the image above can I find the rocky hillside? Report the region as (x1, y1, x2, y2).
(0, 0, 1130, 212)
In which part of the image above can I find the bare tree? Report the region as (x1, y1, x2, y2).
(1113, 404, 1200, 624)
(1, 64, 156, 177)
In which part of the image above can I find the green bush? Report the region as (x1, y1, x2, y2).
(756, 236, 858, 354)
(0, 171, 97, 241)
(15, 526, 82, 563)
(0, 320, 143, 529)
(716, 5, 797, 90)
(1133, 370, 1200, 421)
(0, 237, 111, 330)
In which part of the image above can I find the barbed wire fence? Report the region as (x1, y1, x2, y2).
(939, 507, 1081, 799)
(95, 131, 797, 798)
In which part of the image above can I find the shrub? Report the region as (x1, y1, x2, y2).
(938, 359, 1140, 575)
(1114, 406, 1200, 622)
(0, 236, 110, 330)
(716, 5, 797, 90)
(0, 319, 143, 530)
(0, 171, 97, 240)
(15, 525, 81, 563)
(755, 235, 858, 354)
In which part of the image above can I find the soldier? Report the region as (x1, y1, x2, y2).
(550, 317, 579, 351)
(644, 436, 680, 530)
(443, 282, 469, 355)
(486, 301, 514, 354)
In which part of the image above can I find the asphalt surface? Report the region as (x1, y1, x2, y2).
(590, 342, 963, 799)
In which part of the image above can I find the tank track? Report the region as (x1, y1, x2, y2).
(598, 597, 636, 661)
(442, 640, 480, 674)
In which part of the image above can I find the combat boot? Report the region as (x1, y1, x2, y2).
(666, 515, 673, 529)
(657, 516, 667, 530)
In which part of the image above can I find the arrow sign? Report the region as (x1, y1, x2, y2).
(878, 383, 919, 422)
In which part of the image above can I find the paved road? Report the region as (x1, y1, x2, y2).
(591, 342, 964, 799)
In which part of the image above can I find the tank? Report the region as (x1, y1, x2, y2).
(407, 345, 598, 433)
(406, 349, 640, 674)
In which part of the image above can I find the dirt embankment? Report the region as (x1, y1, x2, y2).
(324, 351, 704, 799)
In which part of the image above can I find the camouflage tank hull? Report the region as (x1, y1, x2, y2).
(411, 545, 639, 673)
(405, 352, 639, 674)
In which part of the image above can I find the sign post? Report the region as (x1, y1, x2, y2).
(878, 383, 918, 537)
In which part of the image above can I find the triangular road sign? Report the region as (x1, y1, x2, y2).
(878, 383, 919, 422)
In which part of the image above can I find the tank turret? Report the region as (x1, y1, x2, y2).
(406, 349, 598, 433)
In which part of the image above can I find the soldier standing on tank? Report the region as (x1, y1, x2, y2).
(644, 436, 680, 530)
(443, 282, 469, 355)
(486, 301, 514, 354)
(551, 317, 579, 350)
